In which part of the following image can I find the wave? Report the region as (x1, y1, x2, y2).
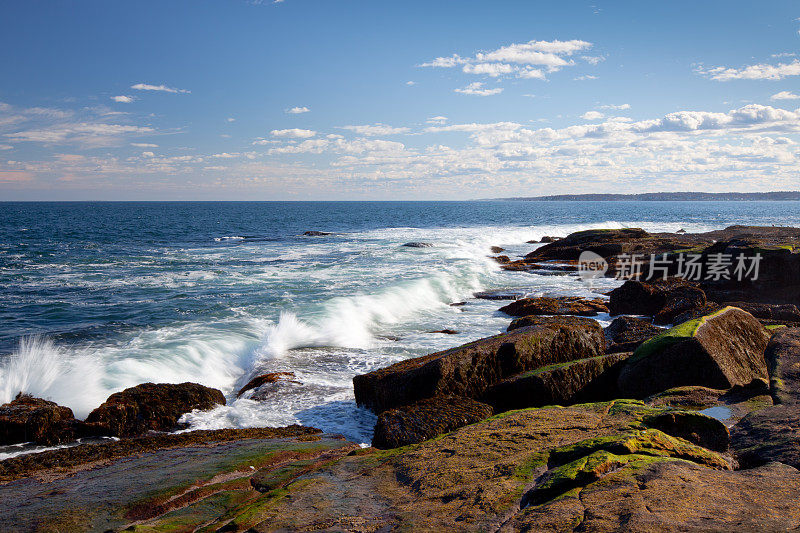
(0, 337, 106, 419)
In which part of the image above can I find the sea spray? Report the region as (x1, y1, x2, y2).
(0, 336, 106, 419)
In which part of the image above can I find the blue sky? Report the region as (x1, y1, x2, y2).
(1, 0, 799, 200)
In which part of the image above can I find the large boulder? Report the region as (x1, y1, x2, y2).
(764, 327, 800, 404)
(498, 296, 608, 317)
(372, 396, 493, 449)
(483, 352, 631, 412)
(0, 394, 77, 445)
(353, 319, 604, 413)
(608, 279, 706, 325)
(603, 315, 662, 353)
(731, 404, 800, 469)
(617, 307, 771, 399)
(85, 382, 226, 437)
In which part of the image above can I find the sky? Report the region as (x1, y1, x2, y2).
(1, 0, 799, 200)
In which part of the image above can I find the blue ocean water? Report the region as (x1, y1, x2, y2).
(2, 200, 800, 445)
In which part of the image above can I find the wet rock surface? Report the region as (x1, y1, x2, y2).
(484, 352, 631, 412)
(764, 327, 800, 404)
(0, 394, 78, 446)
(353, 318, 604, 413)
(506, 314, 600, 333)
(372, 396, 493, 449)
(499, 296, 608, 317)
(603, 315, 662, 353)
(608, 278, 706, 324)
(236, 371, 299, 398)
(85, 382, 226, 437)
(731, 404, 800, 469)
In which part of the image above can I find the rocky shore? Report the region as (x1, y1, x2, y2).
(2, 225, 800, 531)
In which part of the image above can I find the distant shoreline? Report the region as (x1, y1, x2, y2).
(489, 191, 800, 201)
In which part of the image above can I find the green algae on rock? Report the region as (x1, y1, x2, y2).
(353, 317, 604, 413)
(618, 307, 771, 398)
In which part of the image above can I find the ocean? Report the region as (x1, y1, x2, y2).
(2, 200, 800, 448)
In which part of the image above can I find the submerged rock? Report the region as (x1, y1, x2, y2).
(764, 327, 800, 404)
(353, 318, 604, 412)
(402, 242, 433, 248)
(490, 246, 505, 253)
(483, 351, 631, 412)
(85, 382, 226, 437)
(372, 396, 493, 449)
(473, 289, 524, 300)
(302, 230, 331, 236)
(603, 315, 662, 353)
(617, 307, 771, 399)
(499, 296, 608, 317)
(0, 394, 77, 446)
(428, 329, 458, 335)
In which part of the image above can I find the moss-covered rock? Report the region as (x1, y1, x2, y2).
(0, 394, 78, 446)
(617, 307, 771, 398)
(353, 318, 604, 413)
(731, 404, 800, 469)
(85, 382, 226, 437)
(608, 278, 707, 325)
(483, 352, 630, 412)
(603, 315, 662, 353)
(372, 396, 493, 449)
(764, 327, 800, 404)
(499, 296, 608, 317)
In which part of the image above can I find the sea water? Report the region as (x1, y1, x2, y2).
(2, 200, 799, 446)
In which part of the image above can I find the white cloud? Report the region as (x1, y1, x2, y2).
(286, 106, 310, 114)
(131, 83, 191, 94)
(270, 128, 317, 138)
(406, 81, 416, 86)
(574, 75, 597, 81)
(771, 91, 800, 100)
(227, 117, 236, 122)
(341, 124, 410, 136)
(581, 111, 605, 121)
(462, 62, 516, 77)
(454, 82, 503, 96)
(419, 39, 594, 88)
(142, 151, 155, 158)
(5, 123, 155, 147)
(599, 103, 631, 110)
(111, 95, 134, 103)
(131, 142, 158, 148)
(697, 60, 800, 81)
(426, 116, 448, 124)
